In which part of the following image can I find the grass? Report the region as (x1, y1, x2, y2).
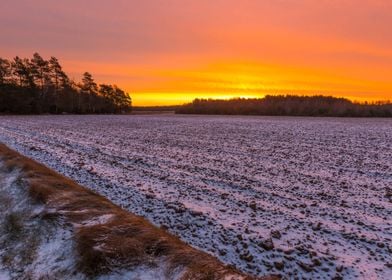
(3, 213, 23, 240)
(0, 144, 278, 280)
(0, 205, 40, 271)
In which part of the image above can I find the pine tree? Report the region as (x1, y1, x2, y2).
(11, 56, 34, 87)
(49, 56, 69, 91)
(31, 52, 49, 90)
(1, 53, 133, 114)
(81, 72, 98, 113)
(0, 58, 11, 85)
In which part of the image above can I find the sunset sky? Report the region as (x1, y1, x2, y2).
(1, 0, 391, 105)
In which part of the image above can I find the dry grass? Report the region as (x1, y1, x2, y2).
(0, 144, 279, 280)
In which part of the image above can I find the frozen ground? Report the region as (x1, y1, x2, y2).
(0, 163, 83, 279)
(0, 115, 391, 279)
(0, 157, 194, 280)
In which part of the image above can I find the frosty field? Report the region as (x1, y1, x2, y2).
(0, 115, 391, 279)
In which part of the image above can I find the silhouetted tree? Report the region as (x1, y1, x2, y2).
(0, 53, 132, 114)
(49, 56, 68, 91)
(80, 72, 98, 113)
(0, 58, 11, 85)
(48, 57, 69, 113)
(11, 56, 34, 88)
(98, 84, 132, 113)
(31, 52, 49, 91)
(176, 95, 392, 117)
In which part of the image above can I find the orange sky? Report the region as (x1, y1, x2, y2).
(1, 0, 391, 105)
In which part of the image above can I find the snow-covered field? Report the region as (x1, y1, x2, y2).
(0, 115, 391, 279)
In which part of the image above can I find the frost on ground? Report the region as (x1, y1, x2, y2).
(0, 164, 165, 280)
(0, 164, 83, 279)
(0, 115, 391, 279)
(0, 145, 254, 280)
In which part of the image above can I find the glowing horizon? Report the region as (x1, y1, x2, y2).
(131, 93, 391, 107)
(1, 0, 391, 106)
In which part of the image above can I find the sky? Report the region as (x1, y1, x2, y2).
(1, 0, 391, 105)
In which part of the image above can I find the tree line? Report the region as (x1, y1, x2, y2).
(0, 53, 132, 114)
(175, 95, 392, 117)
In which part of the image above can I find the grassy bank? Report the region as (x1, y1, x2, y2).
(0, 144, 276, 280)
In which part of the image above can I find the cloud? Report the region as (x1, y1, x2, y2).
(1, 0, 391, 105)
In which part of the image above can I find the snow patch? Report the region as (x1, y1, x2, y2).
(1, 115, 391, 279)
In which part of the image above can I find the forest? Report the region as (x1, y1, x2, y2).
(175, 95, 392, 117)
(0, 53, 132, 114)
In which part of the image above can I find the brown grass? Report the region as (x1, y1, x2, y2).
(0, 144, 279, 280)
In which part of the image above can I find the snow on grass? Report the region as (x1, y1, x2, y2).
(0, 146, 251, 280)
(0, 162, 83, 280)
(0, 114, 391, 279)
(74, 213, 114, 227)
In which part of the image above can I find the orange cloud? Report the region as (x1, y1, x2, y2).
(1, 0, 391, 105)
